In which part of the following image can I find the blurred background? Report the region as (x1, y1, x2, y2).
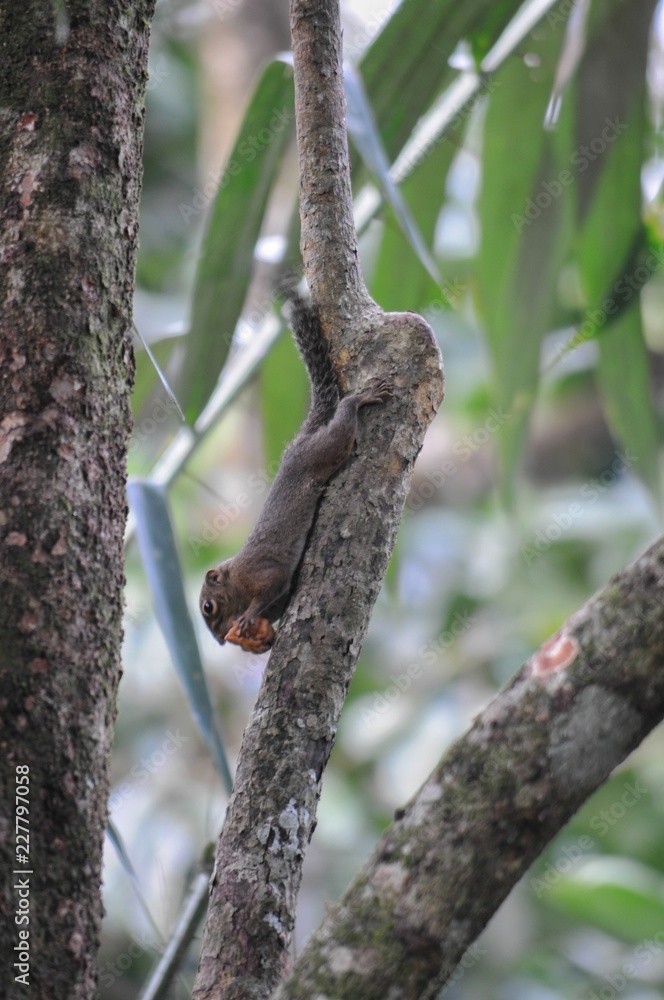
(101, 0, 664, 996)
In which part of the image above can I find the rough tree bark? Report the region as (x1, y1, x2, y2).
(0, 3, 155, 998)
(191, 0, 444, 997)
(273, 533, 664, 999)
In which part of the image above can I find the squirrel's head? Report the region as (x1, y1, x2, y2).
(200, 565, 236, 645)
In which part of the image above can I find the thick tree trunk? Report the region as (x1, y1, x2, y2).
(0, 3, 154, 997)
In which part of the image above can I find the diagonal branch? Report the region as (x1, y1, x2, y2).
(272, 534, 664, 1000)
(192, 0, 443, 998)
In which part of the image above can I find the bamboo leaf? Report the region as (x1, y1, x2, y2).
(369, 129, 456, 314)
(127, 479, 233, 793)
(137, 853, 213, 1000)
(475, 25, 573, 502)
(345, 65, 440, 285)
(572, 0, 660, 499)
(179, 56, 295, 423)
(358, 0, 522, 166)
(596, 306, 660, 502)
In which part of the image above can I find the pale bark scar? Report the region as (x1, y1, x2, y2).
(531, 631, 580, 676)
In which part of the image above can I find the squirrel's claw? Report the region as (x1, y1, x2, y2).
(235, 613, 255, 637)
(225, 616, 276, 654)
(360, 378, 393, 405)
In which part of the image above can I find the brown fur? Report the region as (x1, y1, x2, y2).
(200, 303, 391, 651)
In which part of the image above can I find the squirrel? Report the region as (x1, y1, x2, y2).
(199, 296, 392, 654)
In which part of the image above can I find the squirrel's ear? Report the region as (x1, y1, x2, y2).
(205, 568, 222, 585)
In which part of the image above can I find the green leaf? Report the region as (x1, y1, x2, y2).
(345, 65, 440, 285)
(358, 0, 522, 167)
(574, 0, 656, 237)
(127, 479, 233, 794)
(179, 56, 295, 423)
(475, 26, 573, 502)
(365, 1, 566, 314)
(572, 0, 660, 499)
(546, 858, 664, 944)
(596, 306, 660, 501)
(369, 129, 456, 314)
(287, 0, 547, 291)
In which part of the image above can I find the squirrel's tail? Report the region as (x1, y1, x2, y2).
(287, 294, 340, 429)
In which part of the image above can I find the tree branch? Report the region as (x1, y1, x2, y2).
(192, 0, 443, 998)
(290, 0, 368, 320)
(272, 533, 664, 1000)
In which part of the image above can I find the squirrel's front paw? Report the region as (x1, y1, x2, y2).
(225, 617, 275, 654)
(361, 378, 393, 405)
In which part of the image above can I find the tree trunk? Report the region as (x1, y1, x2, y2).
(0, 3, 155, 997)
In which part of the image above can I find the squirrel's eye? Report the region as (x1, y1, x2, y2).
(202, 599, 216, 617)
